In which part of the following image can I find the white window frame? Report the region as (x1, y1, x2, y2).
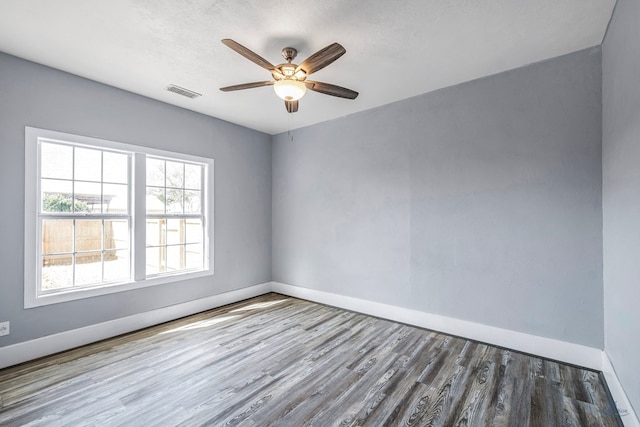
(24, 127, 214, 308)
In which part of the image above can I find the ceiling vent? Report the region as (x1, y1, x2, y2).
(166, 84, 201, 99)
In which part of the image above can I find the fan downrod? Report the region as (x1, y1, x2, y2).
(281, 47, 298, 63)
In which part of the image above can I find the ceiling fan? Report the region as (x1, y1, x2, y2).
(219, 39, 358, 113)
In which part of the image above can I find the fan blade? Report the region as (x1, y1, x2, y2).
(220, 81, 274, 92)
(306, 81, 358, 99)
(295, 43, 346, 75)
(285, 100, 299, 113)
(222, 39, 276, 71)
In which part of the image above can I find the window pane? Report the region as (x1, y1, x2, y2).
(105, 220, 128, 250)
(103, 183, 128, 214)
(42, 219, 73, 254)
(74, 181, 102, 213)
(166, 245, 184, 271)
(166, 161, 184, 188)
(41, 179, 73, 212)
(166, 189, 184, 214)
(147, 158, 165, 187)
(41, 178, 72, 195)
(146, 247, 164, 275)
(75, 147, 102, 182)
(41, 143, 72, 180)
(185, 219, 202, 244)
(75, 252, 103, 286)
(185, 164, 201, 190)
(104, 250, 130, 283)
(184, 190, 201, 214)
(103, 151, 128, 184)
(146, 219, 163, 247)
(146, 187, 165, 214)
(166, 219, 185, 245)
(185, 243, 203, 270)
(42, 255, 74, 290)
(76, 220, 103, 252)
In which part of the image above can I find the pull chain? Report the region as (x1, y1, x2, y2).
(288, 113, 294, 142)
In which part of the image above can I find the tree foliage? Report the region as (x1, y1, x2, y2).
(43, 193, 89, 212)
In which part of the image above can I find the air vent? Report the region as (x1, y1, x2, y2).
(166, 84, 202, 99)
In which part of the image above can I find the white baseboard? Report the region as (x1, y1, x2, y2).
(602, 352, 640, 427)
(3, 280, 636, 425)
(0, 282, 604, 371)
(0, 282, 272, 369)
(271, 282, 603, 370)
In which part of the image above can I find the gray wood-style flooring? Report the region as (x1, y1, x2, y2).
(0, 293, 623, 426)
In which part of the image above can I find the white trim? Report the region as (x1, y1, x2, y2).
(0, 282, 271, 369)
(271, 282, 603, 370)
(602, 351, 640, 426)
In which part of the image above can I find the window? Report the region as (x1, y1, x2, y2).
(145, 157, 204, 275)
(25, 127, 213, 308)
(39, 142, 131, 291)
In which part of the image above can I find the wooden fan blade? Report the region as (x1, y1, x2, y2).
(220, 81, 274, 92)
(295, 43, 346, 75)
(306, 81, 358, 99)
(222, 39, 276, 71)
(285, 100, 299, 113)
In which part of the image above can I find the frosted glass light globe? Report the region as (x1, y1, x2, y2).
(274, 79, 307, 101)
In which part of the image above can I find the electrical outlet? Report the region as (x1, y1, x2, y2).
(0, 321, 9, 336)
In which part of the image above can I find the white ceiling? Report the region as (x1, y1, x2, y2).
(0, 0, 615, 135)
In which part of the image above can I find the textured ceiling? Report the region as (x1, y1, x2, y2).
(0, 0, 615, 135)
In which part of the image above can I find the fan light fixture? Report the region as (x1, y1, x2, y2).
(274, 79, 307, 101)
(220, 39, 358, 113)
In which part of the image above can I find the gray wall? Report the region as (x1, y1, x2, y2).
(603, 0, 640, 415)
(273, 47, 604, 348)
(0, 53, 272, 346)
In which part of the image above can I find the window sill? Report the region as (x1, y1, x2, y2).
(24, 269, 213, 308)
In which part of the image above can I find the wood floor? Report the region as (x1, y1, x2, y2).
(0, 293, 622, 426)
